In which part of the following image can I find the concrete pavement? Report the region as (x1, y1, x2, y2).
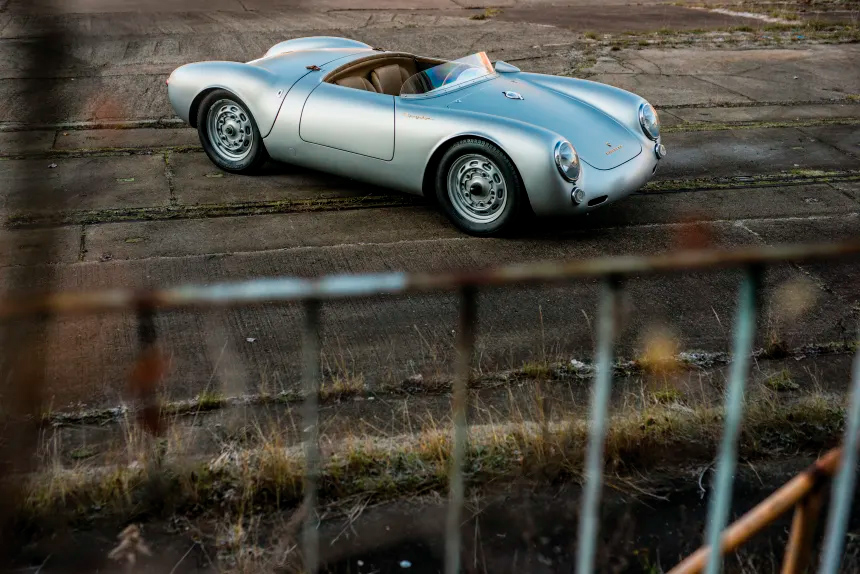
(0, 0, 859, 408)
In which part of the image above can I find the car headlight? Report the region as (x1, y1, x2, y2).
(554, 140, 580, 182)
(639, 102, 660, 141)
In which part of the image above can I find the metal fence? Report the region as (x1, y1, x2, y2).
(2, 240, 860, 572)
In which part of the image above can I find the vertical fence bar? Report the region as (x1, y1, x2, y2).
(780, 489, 823, 574)
(704, 266, 761, 574)
(818, 332, 860, 574)
(575, 276, 621, 574)
(301, 300, 322, 574)
(130, 305, 163, 435)
(445, 287, 477, 574)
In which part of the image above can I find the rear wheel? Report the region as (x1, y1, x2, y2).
(197, 89, 268, 173)
(435, 139, 524, 236)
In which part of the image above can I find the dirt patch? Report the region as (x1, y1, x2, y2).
(8, 458, 860, 573)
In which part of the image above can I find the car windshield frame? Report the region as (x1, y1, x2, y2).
(399, 52, 496, 98)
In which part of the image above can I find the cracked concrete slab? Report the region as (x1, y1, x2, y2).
(1, 155, 170, 214)
(0, 130, 54, 155)
(0, 74, 174, 124)
(798, 124, 860, 159)
(657, 126, 860, 180)
(668, 103, 860, 124)
(3, 213, 854, 407)
(53, 127, 198, 150)
(496, 4, 770, 33)
(601, 45, 860, 103)
(587, 73, 753, 106)
(0, 226, 81, 267)
(78, 184, 859, 263)
(83, 207, 455, 262)
(170, 153, 388, 205)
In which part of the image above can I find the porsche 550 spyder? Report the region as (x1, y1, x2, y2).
(167, 36, 666, 236)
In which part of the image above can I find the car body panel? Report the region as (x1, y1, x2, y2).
(299, 83, 395, 161)
(167, 44, 373, 136)
(168, 36, 664, 219)
(444, 77, 642, 170)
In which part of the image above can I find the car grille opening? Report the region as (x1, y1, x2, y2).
(587, 195, 608, 207)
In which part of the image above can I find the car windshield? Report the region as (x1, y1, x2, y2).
(400, 52, 494, 96)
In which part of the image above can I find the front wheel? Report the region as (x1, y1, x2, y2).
(197, 89, 268, 174)
(435, 139, 525, 236)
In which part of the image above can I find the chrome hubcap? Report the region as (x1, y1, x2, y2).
(207, 99, 253, 162)
(447, 154, 507, 224)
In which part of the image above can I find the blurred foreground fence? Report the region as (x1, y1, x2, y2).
(2, 240, 860, 573)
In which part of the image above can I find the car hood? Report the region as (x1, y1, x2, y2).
(445, 78, 642, 170)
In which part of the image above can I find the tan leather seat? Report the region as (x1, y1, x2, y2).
(370, 62, 417, 96)
(336, 76, 377, 92)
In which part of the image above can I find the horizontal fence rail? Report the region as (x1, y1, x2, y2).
(2, 239, 859, 574)
(1, 241, 859, 317)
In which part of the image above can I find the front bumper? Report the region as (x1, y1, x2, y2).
(529, 138, 663, 217)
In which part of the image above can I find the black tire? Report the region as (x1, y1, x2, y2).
(435, 138, 525, 237)
(197, 89, 268, 174)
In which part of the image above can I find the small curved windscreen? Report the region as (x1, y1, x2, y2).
(400, 52, 494, 96)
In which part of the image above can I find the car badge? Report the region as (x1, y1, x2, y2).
(502, 91, 524, 100)
(606, 142, 612, 146)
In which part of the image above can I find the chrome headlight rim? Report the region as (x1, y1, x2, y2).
(638, 102, 660, 141)
(554, 140, 580, 182)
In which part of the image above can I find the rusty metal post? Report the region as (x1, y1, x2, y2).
(704, 266, 761, 574)
(781, 489, 824, 574)
(301, 300, 322, 574)
(129, 306, 165, 435)
(669, 447, 842, 574)
(575, 276, 622, 574)
(444, 287, 477, 574)
(818, 331, 860, 574)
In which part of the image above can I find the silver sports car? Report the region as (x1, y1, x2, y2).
(167, 36, 666, 236)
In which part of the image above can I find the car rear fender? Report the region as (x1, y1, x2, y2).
(167, 61, 297, 136)
(262, 36, 372, 59)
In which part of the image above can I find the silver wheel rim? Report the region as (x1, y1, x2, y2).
(206, 99, 254, 162)
(447, 154, 508, 225)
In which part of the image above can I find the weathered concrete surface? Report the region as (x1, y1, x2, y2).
(658, 126, 860, 180)
(2, 213, 856, 407)
(1, 1, 859, 410)
(0, 227, 80, 267)
(1, 155, 170, 214)
(0, 130, 54, 154)
(3, 7, 860, 125)
(80, 184, 860, 262)
(82, 207, 455, 262)
(53, 127, 198, 150)
(496, 4, 769, 32)
(170, 153, 385, 205)
(588, 45, 860, 106)
(666, 103, 860, 124)
(799, 124, 860, 159)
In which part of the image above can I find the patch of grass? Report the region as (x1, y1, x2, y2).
(470, 7, 502, 20)
(320, 374, 366, 401)
(196, 390, 226, 411)
(520, 361, 552, 380)
(69, 446, 98, 460)
(651, 387, 683, 404)
(584, 30, 599, 40)
(765, 369, 800, 392)
(637, 39, 650, 47)
(19, 391, 846, 527)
